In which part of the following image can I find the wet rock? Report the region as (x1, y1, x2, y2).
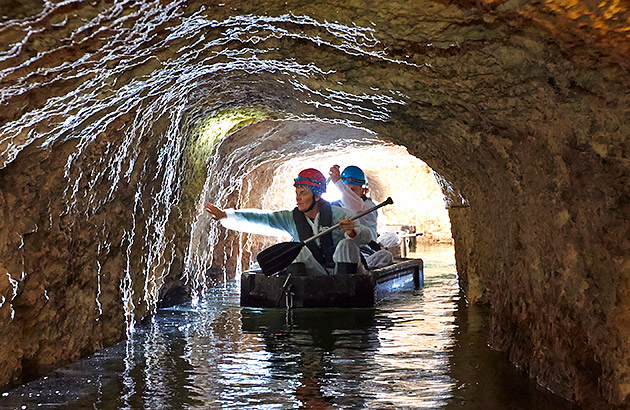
(0, 0, 628, 407)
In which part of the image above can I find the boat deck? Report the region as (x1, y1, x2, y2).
(240, 258, 423, 308)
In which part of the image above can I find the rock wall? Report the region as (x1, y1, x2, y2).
(0, 143, 126, 385)
(0, 0, 628, 407)
(377, 2, 630, 404)
(445, 100, 630, 405)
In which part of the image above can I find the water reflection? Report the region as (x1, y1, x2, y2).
(241, 307, 380, 408)
(0, 246, 573, 409)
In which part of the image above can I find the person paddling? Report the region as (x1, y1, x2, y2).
(205, 168, 371, 275)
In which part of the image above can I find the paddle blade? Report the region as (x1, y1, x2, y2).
(256, 241, 304, 276)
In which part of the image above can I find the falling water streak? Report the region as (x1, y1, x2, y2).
(120, 186, 142, 336)
(0, 0, 421, 331)
(120, 338, 136, 410)
(282, 114, 373, 133)
(95, 261, 103, 319)
(4, 232, 28, 322)
(235, 177, 256, 276)
(121, 268, 136, 337)
(206, 12, 423, 67)
(187, 131, 257, 293)
(17, 232, 27, 281)
(55, 75, 191, 323)
(139, 110, 185, 314)
(289, 79, 406, 122)
(183, 137, 226, 293)
(187, 124, 290, 289)
(5, 272, 18, 320)
(433, 172, 469, 208)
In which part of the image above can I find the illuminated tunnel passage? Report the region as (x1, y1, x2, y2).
(0, 0, 628, 406)
(184, 119, 456, 293)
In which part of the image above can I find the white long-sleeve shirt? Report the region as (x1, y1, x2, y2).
(333, 180, 378, 241)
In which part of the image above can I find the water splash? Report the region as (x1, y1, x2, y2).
(6, 272, 19, 320)
(120, 338, 136, 410)
(433, 172, 469, 209)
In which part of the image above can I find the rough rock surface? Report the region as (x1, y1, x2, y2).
(0, 0, 628, 407)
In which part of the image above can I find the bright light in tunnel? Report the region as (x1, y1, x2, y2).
(259, 144, 453, 244)
(322, 181, 342, 203)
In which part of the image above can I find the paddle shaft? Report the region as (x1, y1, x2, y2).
(256, 196, 393, 276)
(303, 197, 393, 245)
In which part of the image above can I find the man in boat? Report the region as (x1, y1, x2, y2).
(329, 164, 394, 268)
(205, 168, 371, 275)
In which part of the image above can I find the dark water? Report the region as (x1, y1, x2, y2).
(0, 1, 622, 408)
(0, 245, 574, 409)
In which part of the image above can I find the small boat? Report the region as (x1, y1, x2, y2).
(240, 258, 423, 308)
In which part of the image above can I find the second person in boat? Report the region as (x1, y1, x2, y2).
(329, 164, 394, 268)
(205, 168, 371, 276)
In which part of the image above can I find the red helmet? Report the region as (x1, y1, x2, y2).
(294, 168, 326, 194)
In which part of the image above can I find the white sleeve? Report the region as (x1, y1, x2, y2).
(221, 209, 293, 237)
(334, 179, 366, 214)
(345, 223, 371, 245)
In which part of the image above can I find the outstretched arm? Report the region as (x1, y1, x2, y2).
(205, 203, 227, 220)
(205, 204, 297, 238)
(330, 164, 365, 213)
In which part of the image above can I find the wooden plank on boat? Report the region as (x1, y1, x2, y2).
(240, 258, 423, 309)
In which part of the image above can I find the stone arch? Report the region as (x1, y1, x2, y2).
(0, 0, 627, 406)
(182, 119, 453, 289)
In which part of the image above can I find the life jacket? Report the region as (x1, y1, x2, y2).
(293, 199, 335, 268)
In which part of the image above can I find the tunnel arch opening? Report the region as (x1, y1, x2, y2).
(187, 117, 457, 296)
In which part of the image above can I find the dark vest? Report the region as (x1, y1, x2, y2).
(293, 200, 335, 268)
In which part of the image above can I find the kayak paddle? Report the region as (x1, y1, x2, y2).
(256, 197, 394, 276)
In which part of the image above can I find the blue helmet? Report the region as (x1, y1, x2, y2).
(341, 166, 367, 188)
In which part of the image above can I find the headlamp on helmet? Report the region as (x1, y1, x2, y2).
(340, 165, 367, 188)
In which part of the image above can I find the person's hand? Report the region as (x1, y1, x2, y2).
(339, 217, 357, 238)
(205, 203, 227, 220)
(329, 165, 341, 183)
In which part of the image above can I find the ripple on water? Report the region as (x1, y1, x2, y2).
(0, 246, 574, 410)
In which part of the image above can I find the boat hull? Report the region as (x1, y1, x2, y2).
(240, 258, 423, 308)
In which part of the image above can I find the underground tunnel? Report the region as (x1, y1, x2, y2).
(0, 0, 629, 408)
